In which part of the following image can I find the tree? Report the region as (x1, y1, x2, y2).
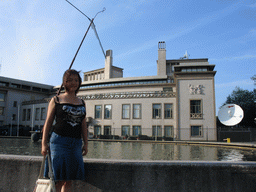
(221, 87, 255, 127)
(251, 75, 256, 85)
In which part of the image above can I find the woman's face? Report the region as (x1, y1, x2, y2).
(65, 74, 80, 93)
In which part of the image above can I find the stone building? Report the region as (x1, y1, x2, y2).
(74, 41, 217, 141)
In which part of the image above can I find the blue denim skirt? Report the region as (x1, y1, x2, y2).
(44, 132, 85, 181)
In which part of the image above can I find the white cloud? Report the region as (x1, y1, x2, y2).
(215, 79, 253, 88)
(210, 54, 256, 62)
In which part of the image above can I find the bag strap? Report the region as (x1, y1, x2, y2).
(38, 154, 55, 180)
(47, 154, 54, 180)
(38, 156, 46, 179)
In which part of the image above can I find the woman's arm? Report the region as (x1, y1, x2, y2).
(41, 97, 56, 156)
(81, 115, 88, 156)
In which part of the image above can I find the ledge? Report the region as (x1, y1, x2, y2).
(1, 155, 256, 192)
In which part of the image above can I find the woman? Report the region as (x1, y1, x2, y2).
(41, 69, 88, 192)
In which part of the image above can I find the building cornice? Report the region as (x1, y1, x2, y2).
(79, 91, 176, 100)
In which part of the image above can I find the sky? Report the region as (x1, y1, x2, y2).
(0, 0, 255, 113)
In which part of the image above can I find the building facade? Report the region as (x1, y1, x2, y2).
(75, 41, 217, 141)
(0, 76, 54, 135)
(1, 42, 217, 140)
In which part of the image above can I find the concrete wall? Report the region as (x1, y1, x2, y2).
(1, 155, 256, 192)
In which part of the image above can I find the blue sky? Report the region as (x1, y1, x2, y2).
(0, 0, 255, 113)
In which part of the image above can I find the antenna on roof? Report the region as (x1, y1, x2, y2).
(180, 50, 190, 59)
(65, 0, 106, 58)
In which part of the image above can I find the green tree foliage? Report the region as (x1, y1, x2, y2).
(222, 87, 255, 127)
(251, 75, 256, 85)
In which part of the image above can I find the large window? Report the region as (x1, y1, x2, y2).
(104, 105, 112, 119)
(164, 126, 173, 137)
(122, 125, 130, 136)
(95, 105, 102, 119)
(122, 104, 130, 119)
(133, 126, 141, 136)
(164, 104, 173, 119)
(104, 126, 111, 135)
(22, 109, 26, 121)
(191, 126, 202, 137)
(94, 125, 101, 136)
(27, 109, 31, 121)
(190, 100, 202, 119)
(35, 108, 40, 121)
(12, 114, 16, 121)
(133, 104, 141, 119)
(152, 126, 162, 137)
(0, 93, 5, 102)
(41, 108, 46, 120)
(0, 107, 4, 116)
(153, 104, 161, 119)
(13, 101, 17, 107)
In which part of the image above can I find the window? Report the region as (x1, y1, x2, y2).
(163, 87, 173, 92)
(0, 107, 4, 115)
(32, 87, 41, 92)
(0, 81, 8, 87)
(191, 126, 202, 137)
(27, 109, 31, 121)
(133, 104, 141, 119)
(190, 100, 202, 119)
(41, 108, 46, 120)
(10, 83, 20, 88)
(12, 114, 16, 121)
(104, 126, 111, 135)
(164, 126, 173, 137)
(35, 108, 40, 121)
(133, 126, 141, 136)
(42, 89, 49, 93)
(13, 101, 17, 107)
(22, 109, 26, 121)
(22, 85, 30, 90)
(122, 104, 130, 119)
(0, 93, 5, 102)
(153, 104, 161, 119)
(152, 126, 162, 137)
(95, 105, 102, 119)
(104, 105, 112, 119)
(164, 104, 173, 119)
(94, 125, 101, 136)
(122, 125, 130, 136)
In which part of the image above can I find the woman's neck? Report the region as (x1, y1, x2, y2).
(64, 91, 76, 98)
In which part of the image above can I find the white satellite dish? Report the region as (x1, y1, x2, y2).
(218, 104, 244, 126)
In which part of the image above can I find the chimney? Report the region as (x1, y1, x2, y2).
(105, 50, 113, 79)
(157, 41, 166, 76)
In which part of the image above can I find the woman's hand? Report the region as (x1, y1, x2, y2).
(41, 143, 49, 156)
(82, 145, 88, 156)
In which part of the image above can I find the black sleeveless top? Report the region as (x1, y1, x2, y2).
(53, 96, 86, 138)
